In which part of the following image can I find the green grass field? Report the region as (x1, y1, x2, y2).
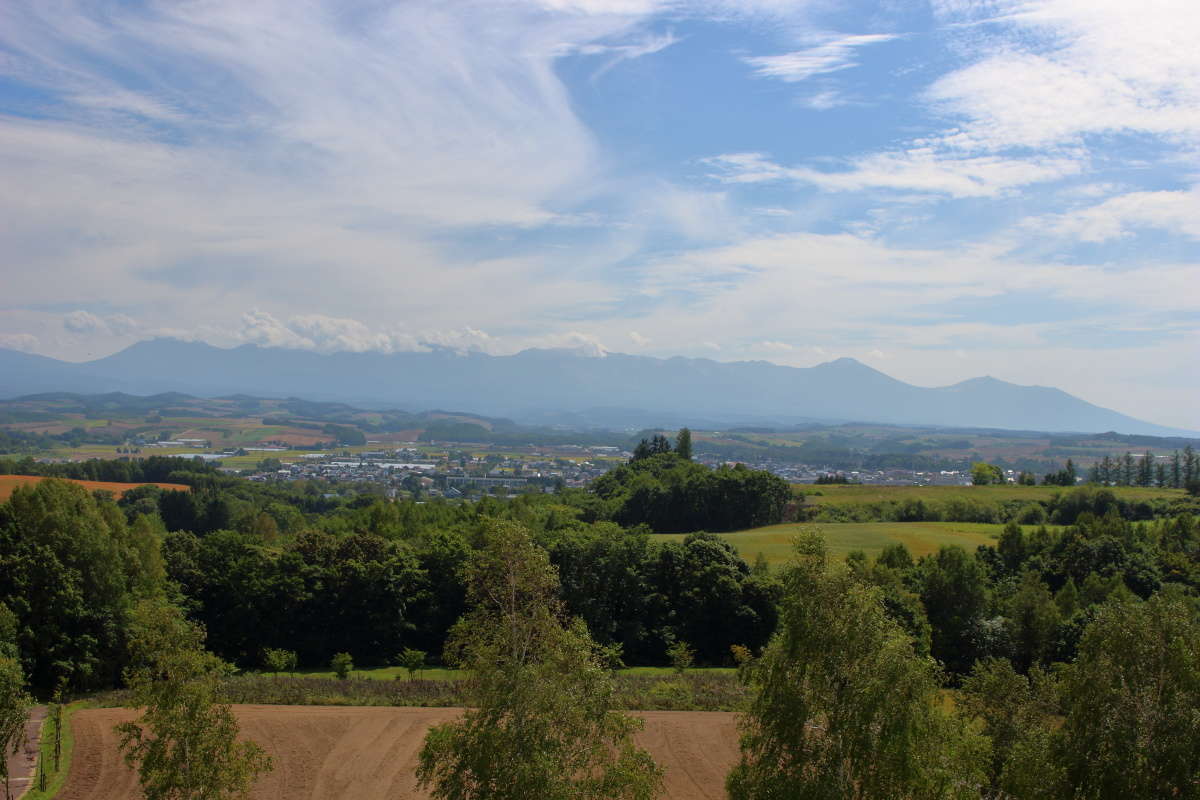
(652, 521, 1020, 567)
(800, 484, 1183, 506)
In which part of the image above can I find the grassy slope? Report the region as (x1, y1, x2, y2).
(652, 522, 1012, 567)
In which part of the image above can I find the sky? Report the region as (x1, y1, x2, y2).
(0, 0, 1197, 429)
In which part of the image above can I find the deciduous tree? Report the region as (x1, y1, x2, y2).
(727, 533, 985, 800)
(0, 656, 31, 800)
(417, 520, 662, 800)
(1053, 592, 1200, 799)
(398, 648, 426, 681)
(116, 600, 271, 800)
(970, 462, 1004, 486)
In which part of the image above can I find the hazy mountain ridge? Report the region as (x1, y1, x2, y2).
(0, 339, 1190, 436)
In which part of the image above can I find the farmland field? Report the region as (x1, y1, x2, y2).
(56, 706, 738, 800)
(653, 521, 1013, 567)
(0, 475, 191, 501)
(800, 483, 1182, 506)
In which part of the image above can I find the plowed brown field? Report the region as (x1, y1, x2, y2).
(0, 475, 190, 501)
(58, 706, 740, 800)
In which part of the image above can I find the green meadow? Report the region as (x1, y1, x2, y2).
(800, 483, 1182, 506)
(652, 521, 1015, 567)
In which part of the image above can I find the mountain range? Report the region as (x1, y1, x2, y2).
(0, 339, 1189, 436)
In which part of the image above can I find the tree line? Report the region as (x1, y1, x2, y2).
(1087, 445, 1199, 489)
(2, 456, 1198, 690)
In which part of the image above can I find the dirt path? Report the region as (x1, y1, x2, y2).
(5, 705, 45, 800)
(56, 706, 741, 800)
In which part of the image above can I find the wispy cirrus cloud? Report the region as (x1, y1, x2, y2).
(744, 32, 898, 82)
(704, 148, 1082, 197)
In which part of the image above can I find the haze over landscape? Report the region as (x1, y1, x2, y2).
(1, 338, 1191, 436)
(1, 0, 1198, 431)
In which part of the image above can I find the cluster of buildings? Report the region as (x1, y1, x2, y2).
(241, 442, 992, 495)
(245, 446, 621, 498)
(693, 455, 978, 486)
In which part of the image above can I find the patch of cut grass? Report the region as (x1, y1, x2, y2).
(652, 521, 1020, 567)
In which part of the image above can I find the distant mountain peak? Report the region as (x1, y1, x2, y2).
(817, 356, 866, 368)
(0, 338, 1192, 436)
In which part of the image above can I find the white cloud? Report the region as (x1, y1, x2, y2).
(706, 149, 1083, 197)
(105, 314, 139, 336)
(0, 0, 629, 246)
(235, 310, 505, 356)
(1028, 187, 1200, 242)
(615, 231, 1200, 366)
(417, 327, 499, 355)
(928, 0, 1200, 150)
(62, 310, 140, 337)
(237, 310, 314, 351)
(62, 311, 106, 335)
(744, 33, 897, 82)
(574, 31, 680, 79)
(0, 333, 39, 353)
(628, 331, 652, 346)
(533, 331, 610, 357)
(287, 315, 397, 354)
(799, 90, 849, 110)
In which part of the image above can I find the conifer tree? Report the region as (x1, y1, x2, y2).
(674, 428, 693, 461)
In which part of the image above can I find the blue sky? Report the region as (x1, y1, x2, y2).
(0, 0, 1197, 428)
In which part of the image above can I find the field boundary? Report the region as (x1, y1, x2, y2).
(21, 702, 85, 800)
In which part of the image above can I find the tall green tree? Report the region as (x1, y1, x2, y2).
(1053, 592, 1200, 799)
(116, 600, 272, 800)
(674, 428, 693, 461)
(0, 479, 165, 691)
(727, 533, 985, 800)
(0, 656, 31, 800)
(417, 520, 662, 800)
(1136, 451, 1153, 487)
(1004, 572, 1061, 673)
(971, 462, 1004, 486)
(918, 546, 990, 677)
(958, 658, 1060, 799)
